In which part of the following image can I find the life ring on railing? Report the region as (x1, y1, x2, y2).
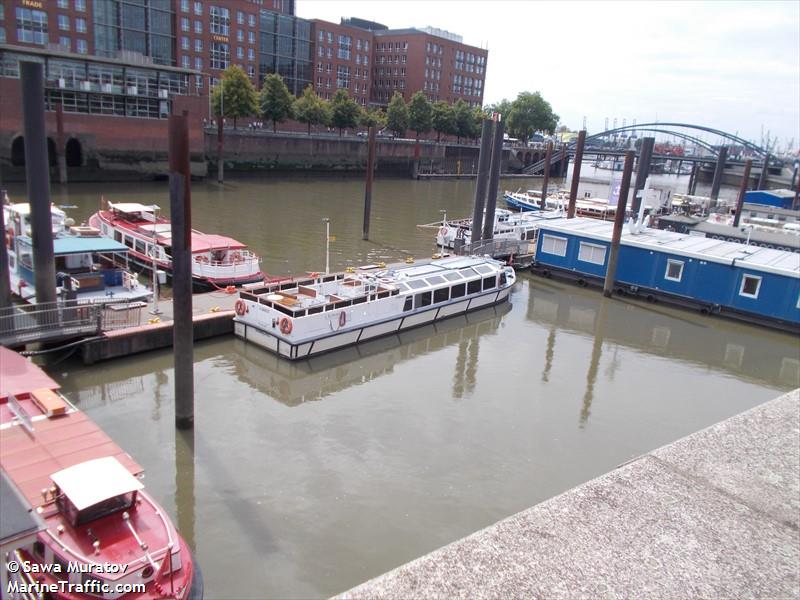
(195, 255, 209, 264)
(234, 299, 247, 316)
(438, 226, 448, 237)
(338, 311, 346, 328)
(231, 252, 242, 263)
(279, 317, 292, 334)
(5, 227, 13, 249)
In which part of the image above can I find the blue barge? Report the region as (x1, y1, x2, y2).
(532, 217, 800, 331)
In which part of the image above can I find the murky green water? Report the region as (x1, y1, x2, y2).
(9, 174, 796, 599)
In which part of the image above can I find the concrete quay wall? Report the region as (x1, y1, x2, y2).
(339, 389, 800, 599)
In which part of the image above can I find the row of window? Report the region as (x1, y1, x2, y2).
(377, 41, 407, 52)
(46, 90, 171, 119)
(377, 55, 407, 65)
(55, 0, 87, 10)
(540, 234, 770, 301)
(402, 276, 498, 311)
(180, 1, 257, 28)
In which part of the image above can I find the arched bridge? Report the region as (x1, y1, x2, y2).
(522, 122, 775, 175)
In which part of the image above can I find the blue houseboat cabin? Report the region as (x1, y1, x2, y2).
(533, 217, 800, 331)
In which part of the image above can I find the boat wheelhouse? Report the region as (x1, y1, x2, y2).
(89, 202, 263, 290)
(234, 256, 516, 360)
(0, 347, 201, 599)
(4, 203, 151, 305)
(504, 191, 617, 220)
(532, 217, 800, 331)
(434, 209, 565, 250)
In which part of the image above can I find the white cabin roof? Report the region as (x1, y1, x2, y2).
(51, 456, 143, 511)
(539, 217, 800, 278)
(108, 202, 159, 215)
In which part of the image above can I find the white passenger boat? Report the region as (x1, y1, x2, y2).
(435, 209, 565, 250)
(234, 256, 516, 360)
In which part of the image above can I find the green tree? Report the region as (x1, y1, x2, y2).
(484, 98, 512, 121)
(386, 92, 409, 137)
(293, 86, 329, 135)
(211, 65, 258, 129)
(453, 99, 475, 143)
(470, 107, 485, 142)
(259, 73, 294, 132)
(506, 91, 559, 142)
(330, 89, 360, 136)
(431, 101, 456, 142)
(408, 91, 433, 142)
(359, 106, 387, 129)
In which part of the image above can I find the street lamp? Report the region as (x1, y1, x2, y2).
(322, 217, 330, 274)
(439, 209, 447, 258)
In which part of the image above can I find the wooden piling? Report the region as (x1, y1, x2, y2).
(733, 159, 752, 228)
(169, 111, 194, 430)
(710, 147, 728, 202)
(55, 103, 68, 185)
(540, 141, 553, 210)
(20, 62, 57, 306)
(602, 151, 635, 298)
(470, 119, 493, 244)
(482, 118, 505, 242)
(567, 130, 586, 218)
(362, 126, 376, 240)
(631, 137, 654, 214)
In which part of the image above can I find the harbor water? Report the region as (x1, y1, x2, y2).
(7, 174, 797, 598)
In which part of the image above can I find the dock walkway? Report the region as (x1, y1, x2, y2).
(339, 389, 800, 599)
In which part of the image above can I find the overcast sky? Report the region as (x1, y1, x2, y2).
(297, 1, 799, 151)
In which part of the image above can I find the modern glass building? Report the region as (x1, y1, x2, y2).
(258, 9, 311, 95)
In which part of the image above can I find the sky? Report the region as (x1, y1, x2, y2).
(297, 1, 800, 152)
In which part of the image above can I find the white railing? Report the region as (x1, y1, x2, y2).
(192, 251, 261, 279)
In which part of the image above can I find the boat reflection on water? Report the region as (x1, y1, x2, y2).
(526, 277, 800, 424)
(229, 302, 512, 406)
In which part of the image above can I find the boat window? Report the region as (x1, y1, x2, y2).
(525, 229, 538, 241)
(577, 242, 606, 265)
(135, 238, 146, 254)
(114, 230, 122, 242)
(433, 287, 449, 303)
(33, 541, 45, 558)
(739, 274, 762, 299)
(459, 268, 477, 278)
(475, 265, 493, 275)
(308, 306, 323, 315)
(444, 272, 462, 282)
(665, 259, 684, 282)
(500, 272, 507, 285)
(53, 552, 69, 574)
(451, 283, 466, 298)
(353, 296, 367, 305)
(425, 275, 446, 286)
(123, 235, 134, 249)
(541, 234, 567, 256)
(407, 279, 427, 290)
(415, 291, 432, 308)
(482, 276, 496, 290)
(274, 303, 294, 316)
(403, 296, 413, 311)
(467, 279, 481, 294)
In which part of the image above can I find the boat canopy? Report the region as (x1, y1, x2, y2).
(51, 456, 143, 511)
(108, 202, 159, 216)
(52, 236, 129, 255)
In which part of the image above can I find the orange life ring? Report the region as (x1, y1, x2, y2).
(234, 299, 247, 316)
(279, 317, 292, 334)
(195, 255, 209, 263)
(231, 251, 242, 263)
(439, 226, 448, 237)
(338, 311, 346, 328)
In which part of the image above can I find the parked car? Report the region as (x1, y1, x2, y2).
(357, 128, 396, 139)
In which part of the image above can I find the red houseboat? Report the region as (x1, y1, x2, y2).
(0, 347, 202, 599)
(89, 202, 263, 291)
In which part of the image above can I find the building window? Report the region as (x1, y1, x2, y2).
(181, 36, 189, 50)
(248, 31, 255, 44)
(193, 1, 202, 16)
(195, 57, 202, 70)
(74, 0, 86, 10)
(739, 274, 762, 299)
(75, 17, 87, 33)
(182, 55, 190, 68)
(237, 30, 243, 42)
(337, 34, 352, 60)
(336, 64, 349, 88)
(16, 8, 48, 45)
(210, 6, 230, 36)
(194, 39, 202, 52)
(248, 14, 256, 27)
(247, 65, 255, 78)
(0, 29, 4, 44)
(237, 11, 245, 25)
(210, 42, 229, 70)
(77, 38, 87, 54)
(247, 48, 255, 61)
(59, 36, 71, 51)
(181, 17, 189, 32)
(541, 234, 567, 257)
(578, 242, 606, 265)
(665, 259, 684, 282)
(194, 20, 202, 34)
(58, 0, 70, 7)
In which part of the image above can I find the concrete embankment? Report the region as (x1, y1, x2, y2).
(339, 389, 800, 599)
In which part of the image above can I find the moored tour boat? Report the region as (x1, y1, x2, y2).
(4, 202, 152, 305)
(0, 346, 202, 599)
(234, 255, 516, 360)
(89, 202, 263, 291)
